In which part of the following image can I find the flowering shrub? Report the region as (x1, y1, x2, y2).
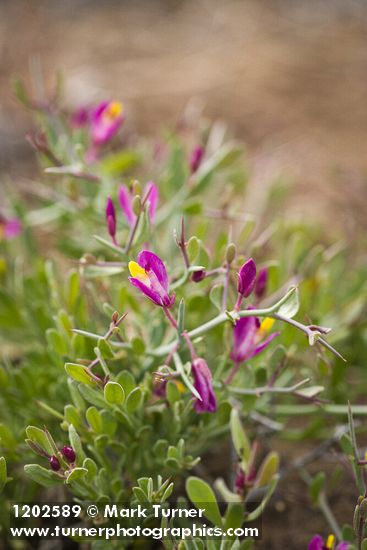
(1, 77, 367, 549)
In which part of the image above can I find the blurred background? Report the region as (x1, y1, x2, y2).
(1, 0, 367, 231)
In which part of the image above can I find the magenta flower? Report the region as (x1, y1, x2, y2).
(105, 197, 117, 243)
(128, 251, 175, 308)
(190, 145, 205, 174)
(62, 446, 76, 463)
(255, 267, 268, 299)
(308, 535, 349, 550)
(191, 358, 217, 414)
(231, 315, 279, 365)
(119, 182, 158, 227)
(90, 101, 125, 147)
(237, 258, 257, 298)
(71, 106, 91, 128)
(49, 455, 61, 472)
(0, 217, 22, 240)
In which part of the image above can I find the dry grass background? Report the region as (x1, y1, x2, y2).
(1, 0, 367, 232)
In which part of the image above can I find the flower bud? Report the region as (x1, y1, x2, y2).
(192, 269, 206, 283)
(255, 267, 268, 299)
(226, 243, 236, 264)
(132, 195, 141, 217)
(62, 446, 76, 463)
(237, 258, 256, 298)
(189, 145, 204, 174)
(49, 455, 61, 471)
(105, 197, 116, 239)
(112, 311, 119, 323)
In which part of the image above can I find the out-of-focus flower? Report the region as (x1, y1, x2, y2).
(119, 182, 158, 227)
(0, 217, 22, 241)
(191, 358, 217, 414)
(62, 446, 76, 463)
(49, 455, 61, 472)
(308, 534, 349, 550)
(129, 250, 175, 308)
(90, 101, 125, 147)
(105, 197, 117, 243)
(231, 314, 279, 364)
(189, 145, 205, 174)
(237, 258, 257, 299)
(71, 106, 91, 128)
(255, 267, 268, 299)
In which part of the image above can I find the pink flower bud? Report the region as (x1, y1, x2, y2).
(62, 446, 76, 463)
(237, 258, 256, 298)
(49, 455, 61, 471)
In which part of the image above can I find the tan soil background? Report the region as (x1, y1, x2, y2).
(1, 1, 367, 548)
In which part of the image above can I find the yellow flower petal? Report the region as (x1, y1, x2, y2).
(259, 317, 275, 333)
(128, 261, 149, 283)
(105, 101, 123, 120)
(326, 534, 335, 549)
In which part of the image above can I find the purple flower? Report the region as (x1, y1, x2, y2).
(190, 145, 204, 174)
(119, 181, 159, 227)
(308, 534, 349, 550)
(128, 250, 175, 308)
(237, 258, 257, 298)
(71, 106, 91, 128)
(105, 197, 117, 242)
(255, 267, 268, 299)
(49, 455, 61, 472)
(191, 358, 217, 414)
(62, 446, 76, 463)
(0, 217, 22, 240)
(90, 101, 125, 147)
(231, 314, 279, 364)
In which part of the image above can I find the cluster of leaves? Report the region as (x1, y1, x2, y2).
(0, 76, 367, 549)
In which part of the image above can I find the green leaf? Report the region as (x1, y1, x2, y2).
(65, 363, 95, 386)
(309, 472, 326, 505)
(83, 457, 98, 481)
(276, 287, 299, 319)
(0, 424, 17, 450)
(186, 477, 223, 527)
(339, 433, 354, 456)
(98, 338, 114, 359)
(224, 502, 245, 531)
(116, 370, 136, 397)
(68, 425, 85, 463)
(66, 467, 88, 484)
(296, 386, 324, 399)
(66, 270, 80, 310)
(230, 409, 251, 470)
(99, 150, 141, 176)
(187, 237, 200, 263)
(25, 426, 54, 456)
(131, 337, 146, 355)
(254, 452, 279, 488)
(64, 405, 83, 430)
(24, 464, 63, 488)
(0, 457, 7, 491)
(86, 407, 103, 433)
(78, 384, 106, 408)
(46, 328, 68, 356)
(104, 382, 125, 405)
(209, 284, 224, 312)
(126, 388, 143, 413)
(166, 381, 181, 406)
